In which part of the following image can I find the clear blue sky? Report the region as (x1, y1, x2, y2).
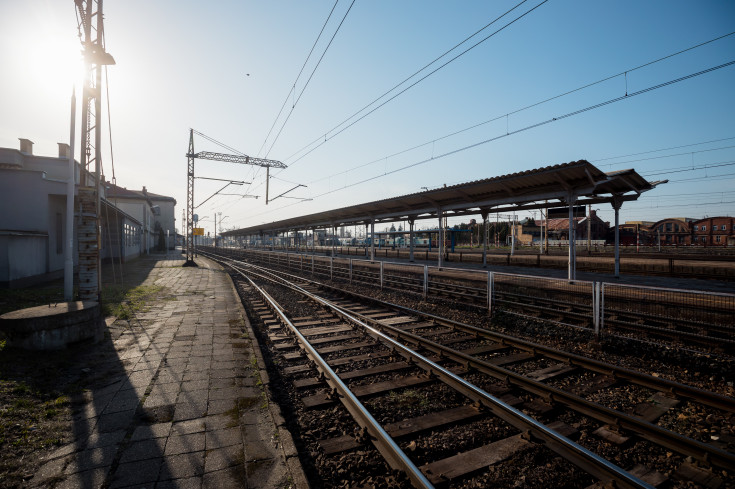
(1, 1, 734, 234)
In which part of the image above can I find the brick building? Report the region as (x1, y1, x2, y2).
(691, 217, 735, 246)
(649, 218, 693, 246)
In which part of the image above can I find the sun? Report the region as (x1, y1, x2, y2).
(15, 8, 85, 100)
(27, 33, 84, 89)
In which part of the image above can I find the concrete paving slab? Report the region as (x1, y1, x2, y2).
(28, 253, 308, 488)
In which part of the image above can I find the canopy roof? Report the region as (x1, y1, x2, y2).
(223, 160, 664, 236)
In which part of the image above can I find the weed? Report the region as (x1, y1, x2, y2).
(12, 382, 30, 395)
(13, 398, 34, 410)
(387, 389, 430, 409)
(101, 284, 164, 319)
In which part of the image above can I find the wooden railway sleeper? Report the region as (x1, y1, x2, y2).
(224, 260, 732, 476)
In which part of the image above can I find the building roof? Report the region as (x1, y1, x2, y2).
(223, 160, 665, 237)
(105, 183, 177, 205)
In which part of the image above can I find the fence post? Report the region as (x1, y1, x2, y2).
(380, 261, 384, 290)
(593, 282, 600, 339)
(349, 259, 353, 284)
(487, 271, 494, 315)
(600, 282, 605, 335)
(330, 257, 334, 280)
(423, 265, 428, 299)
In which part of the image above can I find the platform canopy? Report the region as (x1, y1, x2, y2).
(223, 160, 664, 236)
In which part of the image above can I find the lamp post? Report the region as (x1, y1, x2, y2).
(215, 213, 229, 248)
(64, 86, 77, 301)
(194, 215, 207, 256)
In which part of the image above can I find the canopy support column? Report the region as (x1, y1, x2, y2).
(612, 195, 623, 278)
(437, 209, 444, 268)
(568, 194, 577, 281)
(481, 210, 489, 268)
(370, 220, 375, 262)
(408, 218, 415, 262)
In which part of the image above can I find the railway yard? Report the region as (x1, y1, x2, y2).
(199, 246, 734, 489)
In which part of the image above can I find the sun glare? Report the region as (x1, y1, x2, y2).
(28, 35, 84, 89)
(19, 13, 84, 99)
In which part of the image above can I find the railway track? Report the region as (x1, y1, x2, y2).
(203, 251, 735, 489)
(223, 248, 735, 355)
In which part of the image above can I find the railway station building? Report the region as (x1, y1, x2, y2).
(0, 138, 176, 287)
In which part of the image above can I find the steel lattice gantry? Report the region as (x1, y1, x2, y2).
(184, 129, 286, 265)
(74, 0, 115, 301)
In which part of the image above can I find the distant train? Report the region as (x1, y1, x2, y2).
(363, 237, 433, 247)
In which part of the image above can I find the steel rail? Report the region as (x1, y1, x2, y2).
(307, 274, 735, 414)
(344, 309, 735, 471)
(228, 264, 435, 489)
(215, 252, 735, 409)
(218, 257, 654, 489)
(211, 250, 735, 413)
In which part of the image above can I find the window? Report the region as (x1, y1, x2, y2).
(716, 235, 721, 243)
(722, 225, 727, 231)
(694, 225, 699, 231)
(702, 225, 707, 231)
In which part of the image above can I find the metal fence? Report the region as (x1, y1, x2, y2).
(601, 282, 735, 351)
(210, 247, 735, 353)
(491, 272, 598, 331)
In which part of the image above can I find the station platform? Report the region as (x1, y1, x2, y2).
(31, 253, 307, 489)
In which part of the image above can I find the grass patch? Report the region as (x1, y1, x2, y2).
(101, 284, 165, 319)
(387, 389, 430, 409)
(0, 286, 66, 316)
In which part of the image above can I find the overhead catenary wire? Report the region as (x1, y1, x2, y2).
(231, 59, 735, 226)
(257, 0, 341, 158)
(264, 0, 357, 159)
(267, 31, 735, 191)
(306, 60, 735, 200)
(591, 135, 735, 164)
(279, 0, 550, 169)
(246, 0, 547, 198)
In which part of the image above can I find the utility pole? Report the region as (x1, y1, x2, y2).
(75, 0, 115, 302)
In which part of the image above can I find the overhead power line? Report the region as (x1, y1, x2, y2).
(592, 135, 735, 163)
(280, 23, 733, 172)
(257, 0, 341, 157)
(264, 0, 357, 158)
(604, 146, 735, 167)
(237, 58, 735, 224)
(280, 0, 548, 168)
(280, 31, 735, 189)
(642, 159, 735, 177)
